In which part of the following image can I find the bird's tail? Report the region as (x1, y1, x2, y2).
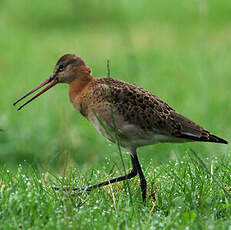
(207, 134, 228, 144)
(180, 133, 228, 144)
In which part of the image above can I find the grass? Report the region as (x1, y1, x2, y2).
(0, 0, 230, 229)
(1, 151, 231, 229)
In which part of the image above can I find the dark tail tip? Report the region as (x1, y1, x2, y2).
(209, 134, 228, 144)
(179, 133, 228, 144)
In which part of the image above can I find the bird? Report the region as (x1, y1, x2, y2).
(13, 54, 228, 202)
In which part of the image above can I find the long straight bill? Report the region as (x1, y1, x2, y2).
(13, 75, 57, 111)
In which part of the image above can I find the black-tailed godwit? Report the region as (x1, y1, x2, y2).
(13, 54, 228, 201)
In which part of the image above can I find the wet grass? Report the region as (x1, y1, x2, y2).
(1, 151, 231, 229)
(0, 0, 230, 229)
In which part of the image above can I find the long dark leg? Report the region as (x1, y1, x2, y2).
(53, 154, 138, 192)
(131, 150, 147, 202)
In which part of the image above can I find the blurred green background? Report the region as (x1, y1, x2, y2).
(0, 0, 230, 170)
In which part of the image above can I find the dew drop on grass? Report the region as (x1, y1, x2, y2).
(28, 192, 32, 198)
(1, 184, 5, 198)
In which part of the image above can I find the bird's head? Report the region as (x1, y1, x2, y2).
(13, 54, 91, 110)
(54, 54, 89, 83)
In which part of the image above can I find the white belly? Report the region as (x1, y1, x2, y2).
(88, 114, 186, 151)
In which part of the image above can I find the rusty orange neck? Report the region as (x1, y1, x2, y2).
(68, 66, 94, 103)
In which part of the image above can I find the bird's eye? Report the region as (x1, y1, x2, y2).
(58, 64, 64, 71)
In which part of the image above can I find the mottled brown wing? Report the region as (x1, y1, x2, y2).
(99, 77, 227, 144)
